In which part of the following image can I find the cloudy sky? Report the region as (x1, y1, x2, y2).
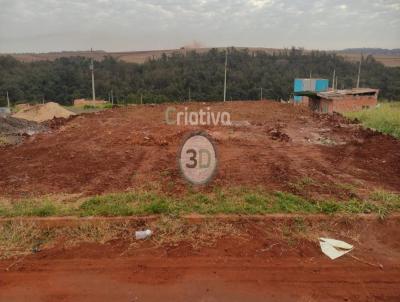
(0, 0, 399, 53)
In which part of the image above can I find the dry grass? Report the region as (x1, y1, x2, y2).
(57, 221, 131, 248)
(150, 216, 245, 249)
(0, 220, 135, 259)
(0, 216, 250, 259)
(0, 221, 54, 259)
(0, 215, 375, 260)
(0, 135, 10, 146)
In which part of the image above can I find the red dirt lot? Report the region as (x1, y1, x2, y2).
(0, 101, 399, 199)
(0, 215, 399, 302)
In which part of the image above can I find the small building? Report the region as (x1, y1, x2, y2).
(294, 78, 329, 103)
(296, 88, 379, 113)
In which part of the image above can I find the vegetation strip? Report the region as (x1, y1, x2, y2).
(345, 102, 400, 138)
(1, 49, 399, 105)
(1, 213, 399, 260)
(1, 189, 399, 218)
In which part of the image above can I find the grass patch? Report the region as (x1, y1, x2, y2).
(345, 102, 400, 138)
(0, 217, 247, 259)
(0, 221, 54, 259)
(0, 220, 132, 259)
(0, 189, 399, 218)
(82, 104, 113, 110)
(3, 199, 66, 217)
(149, 216, 243, 249)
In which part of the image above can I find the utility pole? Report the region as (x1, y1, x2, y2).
(111, 89, 114, 105)
(332, 69, 336, 91)
(260, 87, 263, 101)
(223, 49, 228, 102)
(6, 91, 10, 108)
(140, 94, 143, 105)
(356, 55, 362, 89)
(90, 48, 96, 101)
(336, 76, 338, 90)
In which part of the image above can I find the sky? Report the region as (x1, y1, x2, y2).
(0, 0, 399, 53)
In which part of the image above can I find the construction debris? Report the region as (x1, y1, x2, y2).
(0, 116, 47, 146)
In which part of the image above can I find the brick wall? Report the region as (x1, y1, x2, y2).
(331, 95, 378, 113)
(309, 95, 378, 113)
(308, 98, 333, 113)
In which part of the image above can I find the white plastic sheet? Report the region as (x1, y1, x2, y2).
(319, 237, 353, 260)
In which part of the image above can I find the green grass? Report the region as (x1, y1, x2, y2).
(64, 103, 114, 114)
(0, 188, 399, 217)
(82, 103, 113, 109)
(345, 102, 400, 138)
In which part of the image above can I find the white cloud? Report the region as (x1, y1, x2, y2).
(249, 0, 273, 8)
(0, 0, 398, 52)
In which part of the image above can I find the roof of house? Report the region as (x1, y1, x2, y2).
(294, 88, 378, 99)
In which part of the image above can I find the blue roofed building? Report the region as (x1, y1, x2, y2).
(293, 79, 329, 103)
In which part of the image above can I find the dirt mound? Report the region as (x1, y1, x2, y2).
(0, 116, 47, 146)
(14, 103, 32, 112)
(0, 101, 399, 198)
(12, 102, 76, 122)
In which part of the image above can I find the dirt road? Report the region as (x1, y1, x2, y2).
(1, 215, 399, 302)
(1, 252, 399, 302)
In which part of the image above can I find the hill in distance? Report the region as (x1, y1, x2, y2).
(3, 47, 400, 67)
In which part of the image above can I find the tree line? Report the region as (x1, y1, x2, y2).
(0, 47, 399, 106)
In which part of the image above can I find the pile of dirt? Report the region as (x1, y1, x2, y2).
(0, 116, 47, 146)
(0, 101, 399, 198)
(14, 103, 32, 112)
(12, 102, 76, 122)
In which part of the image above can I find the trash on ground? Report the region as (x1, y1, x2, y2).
(319, 237, 353, 260)
(135, 229, 153, 240)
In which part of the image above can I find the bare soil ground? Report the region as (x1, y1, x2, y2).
(0, 215, 399, 302)
(0, 101, 399, 199)
(1, 102, 400, 301)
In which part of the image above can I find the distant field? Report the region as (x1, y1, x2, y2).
(345, 102, 400, 138)
(339, 52, 400, 67)
(1, 47, 278, 64)
(3, 47, 400, 67)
